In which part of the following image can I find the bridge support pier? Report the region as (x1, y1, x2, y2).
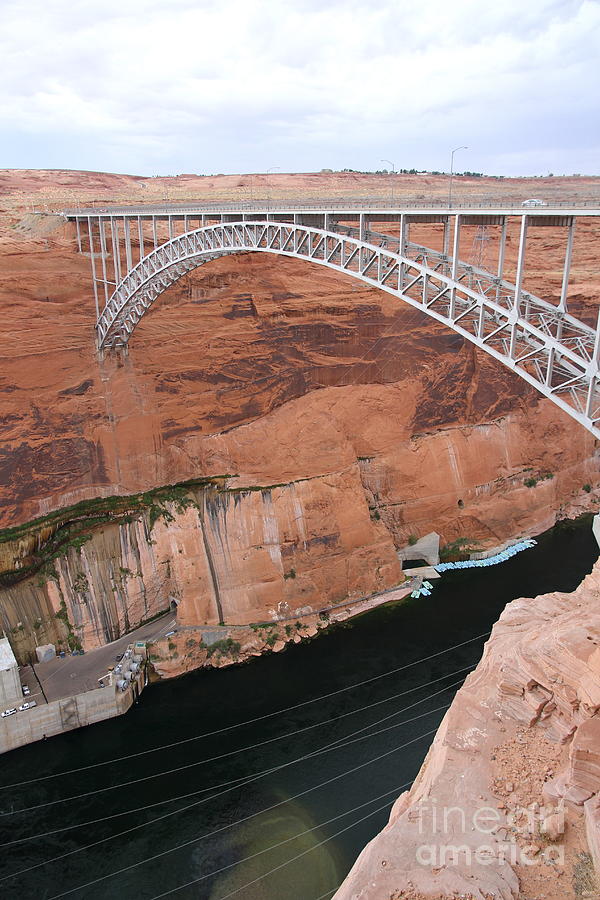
(514, 215, 528, 316)
(62, 202, 600, 441)
(86, 216, 100, 320)
(449, 214, 461, 319)
(559, 218, 575, 314)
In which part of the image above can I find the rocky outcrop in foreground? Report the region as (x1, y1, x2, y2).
(334, 558, 600, 900)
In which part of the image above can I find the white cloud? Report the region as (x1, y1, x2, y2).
(0, 0, 598, 174)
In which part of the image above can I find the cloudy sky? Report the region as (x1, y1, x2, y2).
(1, 0, 599, 176)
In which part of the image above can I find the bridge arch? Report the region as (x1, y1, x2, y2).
(96, 221, 600, 439)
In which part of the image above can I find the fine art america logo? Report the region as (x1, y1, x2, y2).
(413, 797, 565, 868)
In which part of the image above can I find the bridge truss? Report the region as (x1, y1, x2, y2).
(63, 204, 600, 439)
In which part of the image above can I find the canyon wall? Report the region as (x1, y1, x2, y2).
(1, 472, 401, 661)
(1, 171, 600, 655)
(334, 557, 600, 900)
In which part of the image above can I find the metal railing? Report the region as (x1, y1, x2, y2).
(60, 196, 600, 217)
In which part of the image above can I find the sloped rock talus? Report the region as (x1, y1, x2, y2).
(334, 560, 600, 899)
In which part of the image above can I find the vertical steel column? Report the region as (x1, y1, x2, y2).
(559, 218, 575, 313)
(152, 216, 158, 250)
(109, 217, 121, 284)
(124, 217, 133, 273)
(168, 216, 174, 240)
(184, 215, 189, 234)
(398, 214, 407, 290)
(585, 307, 600, 418)
(358, 214, 367, 273)
(443, 216, 449, 256)
(87, 217, 100, 320)
(449, 214, 461, 319)
(497, 216, 507, 279)
(76, 218, 83, 253)
(513, 215, 528, 316)
(137, 216, 145, 261)
(545, 347, 556, 387)
(99, 219, 110, 307)
(495, 216, 508, 304)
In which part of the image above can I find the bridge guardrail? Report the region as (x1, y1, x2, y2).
(57, 197, 600, 217)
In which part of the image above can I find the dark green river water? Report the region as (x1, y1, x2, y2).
(0, 515, 597, 900)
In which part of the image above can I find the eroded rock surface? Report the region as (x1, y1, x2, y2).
(334, 559, 600, 899)
(2, 169, 600, 657)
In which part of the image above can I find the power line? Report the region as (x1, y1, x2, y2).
(0, 629, 488, 792)
(2, 699, 450, 886)
(46, 725, 436, 900)
(148, 781, 411, 900)
(214, 793, 399, 900)
(0, 673, 464, 852)
(0, 665, 470, 835)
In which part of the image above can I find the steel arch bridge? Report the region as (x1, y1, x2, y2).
(64, 205, 600, 439)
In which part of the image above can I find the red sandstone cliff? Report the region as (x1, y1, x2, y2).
(1, 170, 600, 653)
(333, 558, 600, 900)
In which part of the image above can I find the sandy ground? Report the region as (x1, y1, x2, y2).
(2, 170, 600, 226)
(491, 725, 595, 899)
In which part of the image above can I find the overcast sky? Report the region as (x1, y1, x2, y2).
(1, 0, 599, 176)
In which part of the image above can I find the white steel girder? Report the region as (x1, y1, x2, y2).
(93, 220, 600, 439)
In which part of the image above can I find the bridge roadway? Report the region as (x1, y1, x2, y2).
(62, 202, 600, 440)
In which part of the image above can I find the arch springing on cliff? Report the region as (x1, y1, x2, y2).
(88, 218, 600, 439)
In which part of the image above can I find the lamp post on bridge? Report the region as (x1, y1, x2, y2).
(266, 166, 280, 210)
(381, 159, 396, 207)
(448, 146, 468, 209)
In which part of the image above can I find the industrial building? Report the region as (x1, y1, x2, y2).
(0, 636, 21, 708)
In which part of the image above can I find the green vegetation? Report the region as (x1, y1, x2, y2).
(439, 537, 482, 562)
(54, 598, 82, 651)
(584, 483, 592, 493)
(524, 472, 554, 489)
(205, 637, 242, 660)
(284, 624, 292, 636)
(0, 476, 232, 588)
(318, 610, 330, 622)
(407, 533, 418, 546)
(265, 632, 278, 648)
(283, 568, 296, 580)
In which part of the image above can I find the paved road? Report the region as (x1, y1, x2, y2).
(29, 612, 177, 703)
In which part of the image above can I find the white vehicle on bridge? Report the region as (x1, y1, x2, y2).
(66, 201, 600, 439)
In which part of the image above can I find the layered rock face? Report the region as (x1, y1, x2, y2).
(1, 171, 600, 656)
(1, 473, 401, 661)
(334, 559, 600, 900)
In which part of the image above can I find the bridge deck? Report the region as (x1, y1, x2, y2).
(62, 203, 600, 218)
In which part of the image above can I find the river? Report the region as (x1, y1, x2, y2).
(0, 515, 597, 900)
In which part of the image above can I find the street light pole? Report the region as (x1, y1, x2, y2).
(266, 166, 280, 210)
(381, 159, 396, 206)
(448, 146, 468, 208)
